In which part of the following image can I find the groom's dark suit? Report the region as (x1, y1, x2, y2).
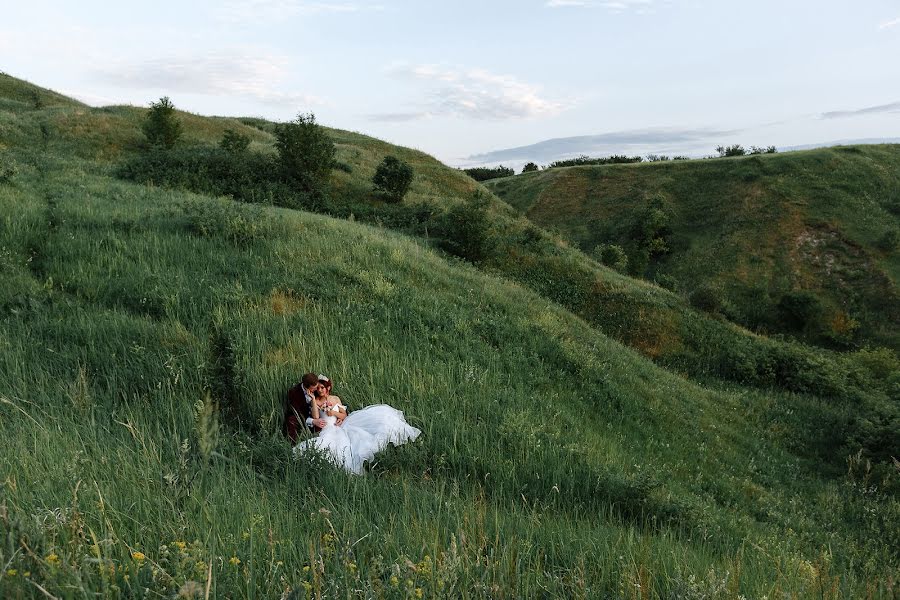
(284, 383, 320, 445)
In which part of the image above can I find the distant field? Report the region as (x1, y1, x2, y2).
(485, 147, 900, 350)
(1, 74, 897, 598)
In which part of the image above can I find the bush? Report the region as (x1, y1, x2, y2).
(715, 144, 746, 157)
(142, 97, 183, 149)
(220, 129, 251, 154)
(372, 155, 414, 202)
(435, 195, 496, 263)
(0, 154, 17, 184)
(117, 146, 295, 205)
(547, 155, 642, 169)
(463, 165, 514, 182)
(876, 228, 899, 252)
(593, 244, 628, 272)
(778, 291, 824, 332)
(689, 284, 724, 313)
(646, 154, 670, 162)
(522, 162, 539, 173)
(274, 112, 335, 194)
(749, 145, 777, 154)
(180, 197, 277, 246)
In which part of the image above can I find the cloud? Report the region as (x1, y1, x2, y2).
(820, 101, 900, 119)
(546, 0, 656, 12)
(218, 0, 383, 22)
(466, 126, 739, 163)
(878, 16, 900, 29)
(94, 52, 321, 108)
(369, 64, 567, 122)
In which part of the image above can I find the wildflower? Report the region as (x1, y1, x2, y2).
(242, 532, 250, 540)
(23, 571, 30, 577)
(302, 581, 312, 593)
(229, 556, 241, 566)
(415, 588, 424, 599)
(276, 561, 284, 567)
(347, 561, 357, 572)
(45, 553, 60, 566)
(389, 575, 399, 587)
(6, 569, 17, 577)
(303, 565, 310, 572)
(174, 541, 187, 552)
(131, 551, 146, 562)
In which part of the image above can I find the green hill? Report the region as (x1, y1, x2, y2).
(1, 74, 898, 598)
(484, 149, 900, 350)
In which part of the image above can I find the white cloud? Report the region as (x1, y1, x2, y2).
(546, 0, 656, 12)
(878, 16, 900, 30)
(94, 52, 321, 108)
(820, 101, 900, 119)
(218, 0, 383, 23)
(370, 64, 567, 121)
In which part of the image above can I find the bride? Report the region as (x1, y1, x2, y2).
(293, 376, 421, 474)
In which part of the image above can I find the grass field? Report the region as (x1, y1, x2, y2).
(1, 74, 898, 598)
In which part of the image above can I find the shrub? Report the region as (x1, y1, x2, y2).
(689, 284, 724, 313)
(593, 244, 628, 272)
(749, 145, 777, 154)
(274, 112, 335, 194)
(876, 228, 899, 252)
(715, 144, 746, 157)
(372, 155, 414, 202)
(547, 155, 642, 169)
(180, 197, 277, 246)
(646, 154, 670, 162)
(142, 97, 183, 149)
(435, 194, 496, 263)
(463, 165, 514, 181)
(522, 162, 539, 173)
(778, 291, 824, 332)
(0, 154, 17, 184)
(219, 129, 251, 154)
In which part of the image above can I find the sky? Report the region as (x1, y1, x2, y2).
(3, 1, 900, 168)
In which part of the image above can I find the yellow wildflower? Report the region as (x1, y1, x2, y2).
(229, 556, 241, 566)
(45, 553, 60, 566)
(415, 588, 424, 599)
(174, 541, 187, 552)
(131, 551, 146, 562)
(303, 565, 310, 572)
(6, 569, 17, 577)
(23, 571, 30, 577)
(389, 575, 399, 587)
(347, 561, 357, 572)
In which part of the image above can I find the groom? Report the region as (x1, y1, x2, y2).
(283, 372, 327, 445)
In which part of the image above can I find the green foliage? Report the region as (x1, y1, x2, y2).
(689, 284, 725, 313)
(117, 147, 302, 207)
(715, 144, 746, 157)
(522, 162, 539, 173)
(593, 243, 628, 272)
(0, 154, 17, 184)
(749, 145, 777, 154)
(435, 194, 496, 262)
(548, 154, 642, 168)
(180, 197, 277, 246)
(142, 96, 183, 149)
(778, 291, 825, 333)
(463, 165, 514, 181)
(876, 228, 899, 252)
(219, 128, 251, 154)
(372, 155, 414, 202)
(646, 154, 670, 162)
(274, 112, 336, 193)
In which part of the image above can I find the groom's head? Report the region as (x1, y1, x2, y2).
(301, 372, 319, 391)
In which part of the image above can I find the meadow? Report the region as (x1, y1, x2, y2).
(0, 74, 897, 598)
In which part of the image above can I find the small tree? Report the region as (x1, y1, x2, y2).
(143, 97, 182, 149)
(220, 129, 251, 154)
(372, 155, 414, 202)
(274, 112, 335, 193)
(522, 162, 539, 173)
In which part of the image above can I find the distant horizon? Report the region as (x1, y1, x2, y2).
(3, 1, 898, 167)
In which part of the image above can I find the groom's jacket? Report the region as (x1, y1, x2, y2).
(283, 383, 320, 445)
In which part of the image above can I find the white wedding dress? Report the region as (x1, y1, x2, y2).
(293, 404, 421, 474)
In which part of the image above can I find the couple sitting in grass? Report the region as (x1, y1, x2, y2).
(283, 373, 421, 474)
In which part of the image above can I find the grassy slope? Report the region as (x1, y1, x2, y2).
(485, 151, 900, 349)
(1, 75, 897, 598)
